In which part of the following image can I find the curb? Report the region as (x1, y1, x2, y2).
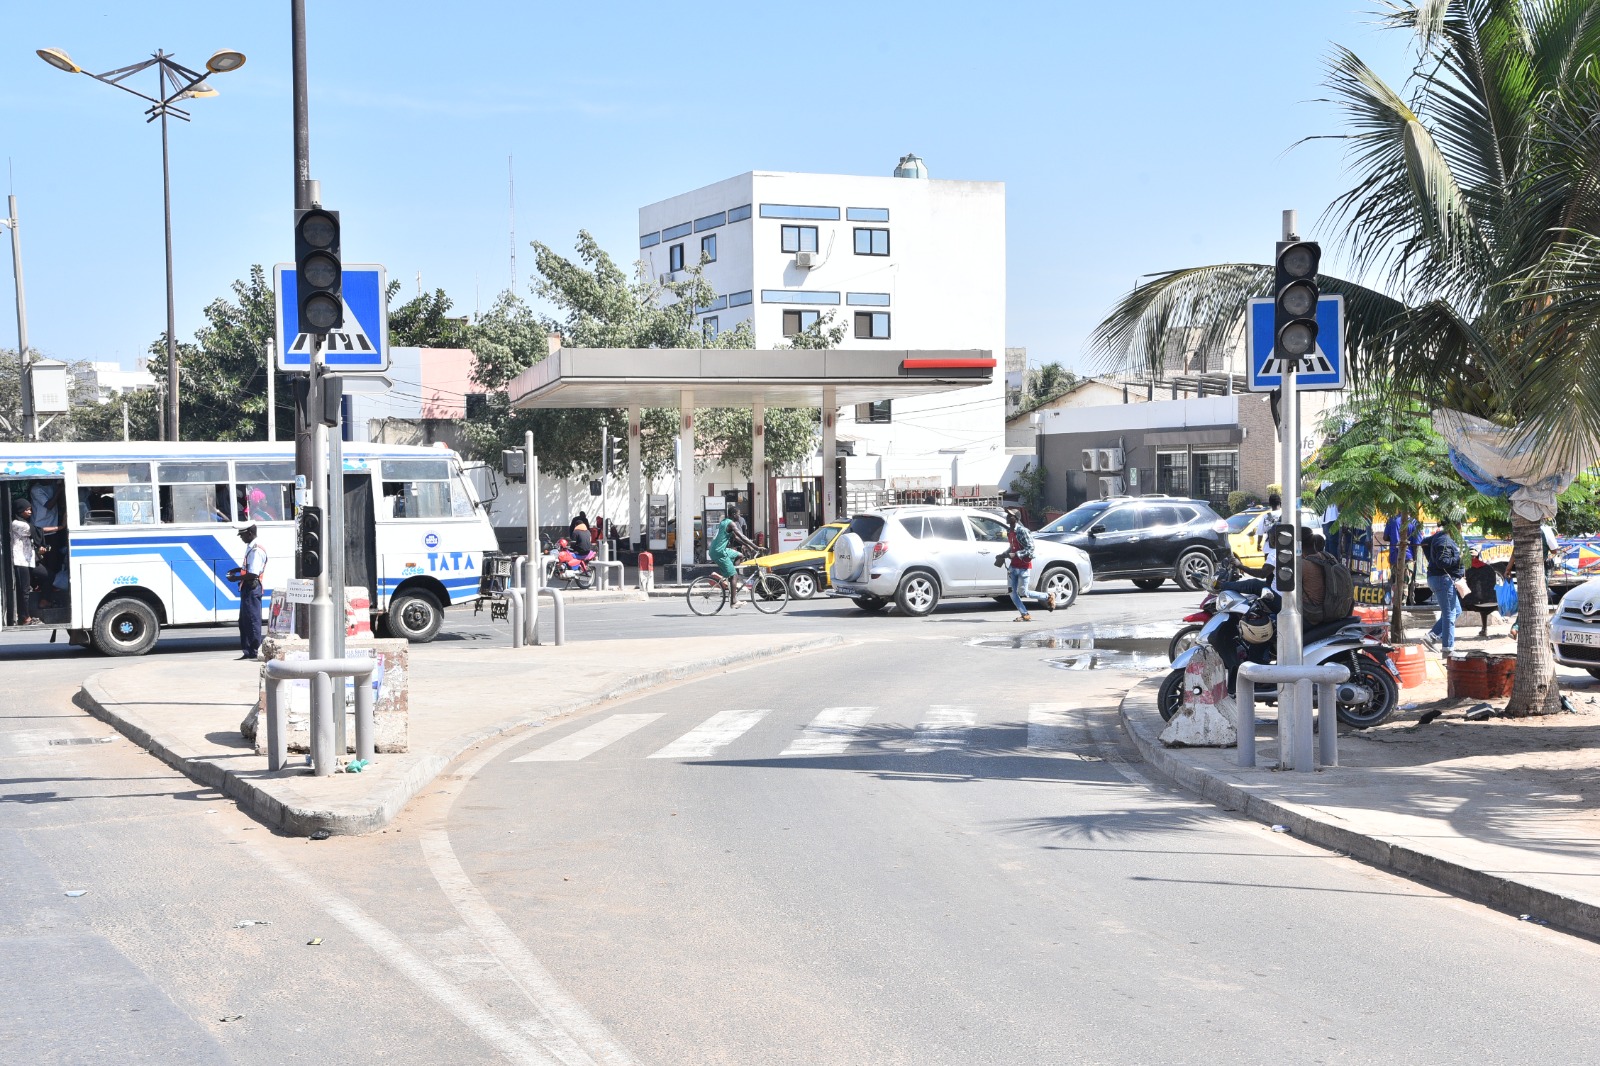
(80, 632, 847, 838)
(1118, 677, 1600, 939)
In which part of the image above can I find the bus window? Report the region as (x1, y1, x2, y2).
(158, 461, 232, 524)
(235, 461, 297, 522)
(380, 459, 453, 519)
(77, 462, 155, 525)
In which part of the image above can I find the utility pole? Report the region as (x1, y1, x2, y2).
(3, 195, 34, 440)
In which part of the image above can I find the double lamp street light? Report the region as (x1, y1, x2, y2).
(37, 44, 247, 443)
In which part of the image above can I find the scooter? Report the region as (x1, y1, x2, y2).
(1168, 557, 1244, 661)
(1158, 590, 1401, 729)
(550, 539, 597, 590)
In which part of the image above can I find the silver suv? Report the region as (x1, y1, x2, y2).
(828, 506, 1095, 617)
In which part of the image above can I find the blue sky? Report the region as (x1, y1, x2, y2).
(2, 2, 1414, 374)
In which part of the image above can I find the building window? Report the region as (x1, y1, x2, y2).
(728, 203, 752, 223)
(703, 316, 720, 342)
(1156, 450, 1189, 497)
(759, 204, 840, 220)
(701, 233, 717, 263)
(728, 290, 753, 307)
(781, 225, 818, 254)
(846, 207, 890, 222)
(661, 221, 693, 241)
(694, 212, 725, 232)
(669, 243, 685, 272)
(846, 292, 891, 306)
(465, 392, 488, 419)
(854, 400, 892, 424)
(1190, 450, 1238, 505)
(853, 228, 890, 256)
(760, 290, 839, 304)
(854, 311, 890, 339)
(783, 309, 821, 337)
(697, 296, 727, 314)
(639, 231, 660, 249)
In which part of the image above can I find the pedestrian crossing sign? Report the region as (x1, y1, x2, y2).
(1246, 294, 1344, 392)
(273, 263, 390, 373)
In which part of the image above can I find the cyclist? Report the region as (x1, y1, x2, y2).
(709, 511, 760, 608)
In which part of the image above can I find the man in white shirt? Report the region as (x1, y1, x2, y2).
(10, 501, 39, 625)
(236, 524, 268, 660)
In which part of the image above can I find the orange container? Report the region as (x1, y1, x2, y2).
(1393, 644, 1427, 689)
(1483, 654, 1516, 699)
(1447, 653, 1488, 699)
(1355, 605, 1388, 624)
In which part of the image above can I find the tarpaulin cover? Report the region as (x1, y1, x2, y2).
(1432, 409, 1592, 524)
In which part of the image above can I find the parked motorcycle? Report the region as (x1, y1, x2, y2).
(1168, 556, 1244, 661)
(550, 538, 597, 590)
(1157, 589, 1401, 729)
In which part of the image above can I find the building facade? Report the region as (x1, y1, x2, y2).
(636, 162, 1008, 491)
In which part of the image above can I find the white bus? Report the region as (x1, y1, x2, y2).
(1, 441, 497, 655)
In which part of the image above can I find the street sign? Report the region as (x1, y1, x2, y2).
(1246, 294, 1344, 392)
(273, 263, 390, 372)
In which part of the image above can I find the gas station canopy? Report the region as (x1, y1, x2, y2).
(508, 347, 995, 409)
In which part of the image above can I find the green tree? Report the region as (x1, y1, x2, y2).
(388, 285, 473, 348)
(1016, 362, 1079, 414)
(1091, 1, 1600, 714)
(1306, 393, 1473, 638)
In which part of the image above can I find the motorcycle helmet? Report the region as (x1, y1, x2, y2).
(1239, 604, 1276, 645)
(558, 538, 568, 549)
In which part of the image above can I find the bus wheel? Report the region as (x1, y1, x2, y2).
(92, 598, 159, 656)
(387, 591, 442, 643)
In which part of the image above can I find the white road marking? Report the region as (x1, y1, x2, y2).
(780, 706, 877, 757)
(647, 709, 769, 759)
(511, 714, 663, 762)
(1027, 703, 1086, 759)
(250, 847, 563, 1066)
(420, 832, 637, 1066)
(906, 706, 974, 752)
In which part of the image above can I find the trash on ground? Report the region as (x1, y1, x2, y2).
(1518, 914, 1549, 926)
(235, 920, 271, 928)
(1270, 825, 1290, 833)
(309, 829, 331, 841)
(1464, 704, 1495, 721)
(219, 1014, 244, 1023)
(1417, 709, 1443, 725)
(63, 890, 87, 897)
(1400, 703, 1418, 711)
(1560, 695, 1578, 713)
(307, 937, 323, 946)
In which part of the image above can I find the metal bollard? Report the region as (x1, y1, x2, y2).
(506, 587, 525, 649)
(536, 586, 566, 645)
(1235, 662, 1349, 770)
(595, 559, 624, 591)
(1318, 678, 1340, 768)
(263, 657, 380, 773)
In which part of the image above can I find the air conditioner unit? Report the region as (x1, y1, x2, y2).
(1099, 447, 1124, 472)
(1098, 476, 1125, 498)
(794, 251, 818, 270)
(1080, 449, 1099, 472)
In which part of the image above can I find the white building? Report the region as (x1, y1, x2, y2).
(636, 157, 1009, 492)
(69, 359, 156, 403)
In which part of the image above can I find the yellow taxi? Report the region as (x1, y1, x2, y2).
(1226, 508, 1324, 569)
(750, 522, 847, 599)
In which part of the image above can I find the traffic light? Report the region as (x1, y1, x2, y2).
(608, 433, 624, 474)
(295, 208, 343, 335)
(1273, 240, 1320, 369)
(298, 504, 324, 578)
(1270, 521, 1296, 593)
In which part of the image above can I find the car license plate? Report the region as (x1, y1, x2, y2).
(1562, 629, 1600, 648)
(834, 584, 862, 596)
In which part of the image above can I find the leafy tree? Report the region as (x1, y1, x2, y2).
(1008, 462, 1049, 527)
(1306, 393, 1474, 638)
(1016, 362, 1080, 414)
(387, 285, 473, 348)
(1091, 1, 1600, 715)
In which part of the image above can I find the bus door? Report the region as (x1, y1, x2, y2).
(344, 471, 377, 605)
(2, 477, 70, 628)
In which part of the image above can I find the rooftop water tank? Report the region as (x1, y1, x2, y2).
(893, 153, 927, 178)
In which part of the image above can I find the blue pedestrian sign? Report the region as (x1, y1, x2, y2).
(1246, 294, 1344, 392)
(273, 263, 390, 373)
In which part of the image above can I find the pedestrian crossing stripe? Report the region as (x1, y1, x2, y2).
(512, 705, 1095, 763)
(1260, 348, 1333, 378)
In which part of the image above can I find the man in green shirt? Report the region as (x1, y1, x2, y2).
(710, 512, 760, 607)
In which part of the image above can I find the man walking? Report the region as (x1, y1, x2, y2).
(235, 524, 268, 660)
(998, 508, 1056, 622)
(1421, 520, 1465, 656)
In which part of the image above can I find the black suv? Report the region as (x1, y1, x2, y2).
(1033, 496, 1230, 591)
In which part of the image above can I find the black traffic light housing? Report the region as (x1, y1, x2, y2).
(1273, 240, 1321, 369)
(295, 208, 343, 335)
(608, 434, 624, 474)
(1270, 521, 1296, 593)
(297, 505, 325, 578)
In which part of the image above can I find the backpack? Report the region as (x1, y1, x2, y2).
(1304, 552, 1354, 626)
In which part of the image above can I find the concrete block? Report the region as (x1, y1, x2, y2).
(1160, 645, 1237, 747)
(250, 636, 410, 754)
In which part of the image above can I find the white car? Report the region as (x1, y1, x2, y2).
(828, 506, 1095, 617)
(1550, 577, 1600, 678)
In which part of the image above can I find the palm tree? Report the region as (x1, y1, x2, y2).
(1091, 0, 1600, 715)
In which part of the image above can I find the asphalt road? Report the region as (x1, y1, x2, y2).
(5, 591, 1600, 1063)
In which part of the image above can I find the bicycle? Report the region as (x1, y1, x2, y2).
(686, 559, 789, 616)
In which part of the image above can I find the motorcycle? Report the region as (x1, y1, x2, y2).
(1157, 589, 1401, 729)
(549, 538, 597, 590)
(1168, 556, 1244, 661)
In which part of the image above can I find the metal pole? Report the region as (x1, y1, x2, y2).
(1278, 208, 1305, 764)
(159, 62, 179, 443)
(525, 431, 538, 583)
(122, 402, 129, 442)
(291, 0, 311, 211)
(266, 338, 277, 442)
(627, 404, 642, 551)
(308, 337, 335, 766)
(6, 196, 35, 440)
(673, 433, 684, 586)
(327, 375, 347, 759)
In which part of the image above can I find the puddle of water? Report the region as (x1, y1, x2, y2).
(968, 625, 1172, 672)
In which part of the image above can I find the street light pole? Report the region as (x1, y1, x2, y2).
(2, 195, 34, 440)
(35, 44, 247, 443)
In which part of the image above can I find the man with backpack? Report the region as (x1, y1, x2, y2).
(1299, 530, 1355, 627)
(1421, 521, 1466, 655)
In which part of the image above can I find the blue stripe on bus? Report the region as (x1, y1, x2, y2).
(75, 542, 243, 610)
